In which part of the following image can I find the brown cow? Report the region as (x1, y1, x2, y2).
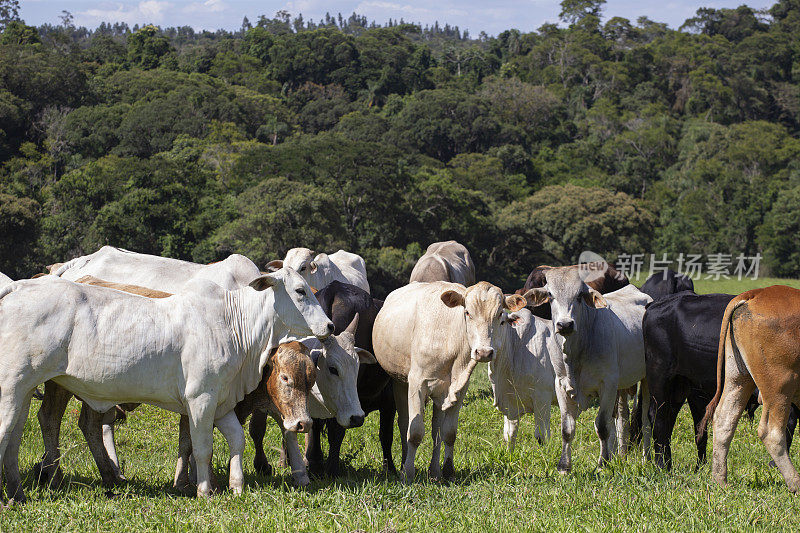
(700, 285, 800, 493)
(174, 341, 317, 490)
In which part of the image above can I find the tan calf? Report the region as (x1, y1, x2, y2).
(701, 285, 800, 493)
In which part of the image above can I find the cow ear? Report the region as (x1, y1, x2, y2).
(309, 260, 318, 274)
(310, 349, 322, 368)
(582, 289, 607, 309)
(356, 348, 377, 364)
(249, 274, 277, 291)
(441, 289, 466, 308)
(504, 294, 526, 312)
(266, 260, 283, 272)
(522, 288, 551, 307)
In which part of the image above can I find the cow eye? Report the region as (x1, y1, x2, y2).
(281, 374, 289, 383)
(465, 310, 470, 318)
(296, 288, 306, 297)
(328, 366, 339, 376)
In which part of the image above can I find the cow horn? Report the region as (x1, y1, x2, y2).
(345, 312, 360, 335)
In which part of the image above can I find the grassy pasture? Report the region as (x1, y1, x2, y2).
(2, 275, 800, 531)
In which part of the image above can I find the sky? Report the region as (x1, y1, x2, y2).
(20, 0, 777, 36)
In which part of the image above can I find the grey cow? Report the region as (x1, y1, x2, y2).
(523, 267, 651, 473)
(409, 241, 476, 285)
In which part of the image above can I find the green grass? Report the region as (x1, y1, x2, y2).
(3, 277, 800, 531)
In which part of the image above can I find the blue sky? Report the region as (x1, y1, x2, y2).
(20, 1, 776, 36)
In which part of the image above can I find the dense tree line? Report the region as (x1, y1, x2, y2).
(2, 0, 800, 296)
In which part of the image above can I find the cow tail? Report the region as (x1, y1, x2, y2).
(697, 297, 745, 438)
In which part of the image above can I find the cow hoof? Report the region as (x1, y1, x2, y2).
(253, 457, 273, 477)
(307, 460, 325, 477)
(428, 467, 442, 481)
(401, 470, 415, 484)
(442, 460, 455, 481)
(294, 475, 311, 488)
(769, 460, 778, 468)
(32, 462, 64, 488)
(325, 464, 340, 478)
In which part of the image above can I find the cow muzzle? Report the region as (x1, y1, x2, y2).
(285, 418, 312, 433)
(314, 321, 335, 340)
(473, 347, 494, 362)
(556, 319, 574, 336)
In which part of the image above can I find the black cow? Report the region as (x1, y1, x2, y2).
(640, 269, 694, 300)
(643, 291, 799, 469)
(307, 281, 395, 476)
(517, 264, 629, 319)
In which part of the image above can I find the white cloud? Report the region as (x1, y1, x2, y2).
(183, 0, 227, 14)
(79, 1, 172, 26)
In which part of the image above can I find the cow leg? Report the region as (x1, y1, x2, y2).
(615, 391, 631, 456)
(186, 403, 216, 498)
(215, 411, 245, 495)
(687, 394, 710, 469)
(533, 390, 552, 446)
(0, 387, 35, 503)
(556, 386, 578, 474)
(378, 400, 397, 474)
(786, 405, 800, 454)
(248, 410, 272, 476)
(393, 379, 409, 467)
(77, 404, 124, 487)
(304, 418, 324, 476)
(639, 379, 652, 460)
(652, 398, 681, 471)
(503, 416, 520, 451)
(325, 420, 345, 478)
(440, 397, 464, 481)
(629, 384, 643, 446)
(596, 385, 618, 467)
(428, 403, 443, 479)
(101, 408, 125, 477)
(711, 378, 755, 487)
(173, 415, 194, 492)
(759, 394, 800, 493)
(3, 391, 33, 503)
(282, 428, 311, 487)
(34, 380, 71, 487)
(402, 377, 428, 483)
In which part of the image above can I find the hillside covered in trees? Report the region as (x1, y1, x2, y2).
(2, 0, 800, 295)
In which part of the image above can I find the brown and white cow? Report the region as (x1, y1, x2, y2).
(409, 241, 476, 286)
(700, 285, 800, 493)
(175, 341, 317, 490)
(372, 281, 525, 482)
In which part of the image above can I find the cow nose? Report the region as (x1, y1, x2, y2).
(325, 322, 335, 335)
(349, 415, 365, 428)
(474, 348, 494, 362)
(556, 320, 574, 336)
(295, 419, 312, 433)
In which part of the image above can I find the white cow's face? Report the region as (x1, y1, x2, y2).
(311, 316, 375, 427)
(282, 248, 332, 291)
(524, 269, 606, 338)
(251, 267, 333, 339)
(441, 282, 526, 362)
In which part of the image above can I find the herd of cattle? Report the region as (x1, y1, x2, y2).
(0, 240, 798, 502)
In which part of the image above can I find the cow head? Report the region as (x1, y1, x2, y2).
(310, 313, 375, 427)
(523, 267, 606, 338)
(270, 248, 334, 291)
(249, 267, 334, 339)
(440, 282, 526, 362)
(266, 342, 316, 433)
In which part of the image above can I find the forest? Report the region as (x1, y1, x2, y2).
(1, 0, 800, 296)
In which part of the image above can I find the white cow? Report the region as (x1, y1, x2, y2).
(0, 267, 333, 501)
(39, 247, 263, 487)
(488, 308, 558, 451)
(268, 248, 370, 294)
(523, 268, 651, 473)
(409, 241, 476, 286)
(53, 245, 261, 292)
(372, 281, 526, 482)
